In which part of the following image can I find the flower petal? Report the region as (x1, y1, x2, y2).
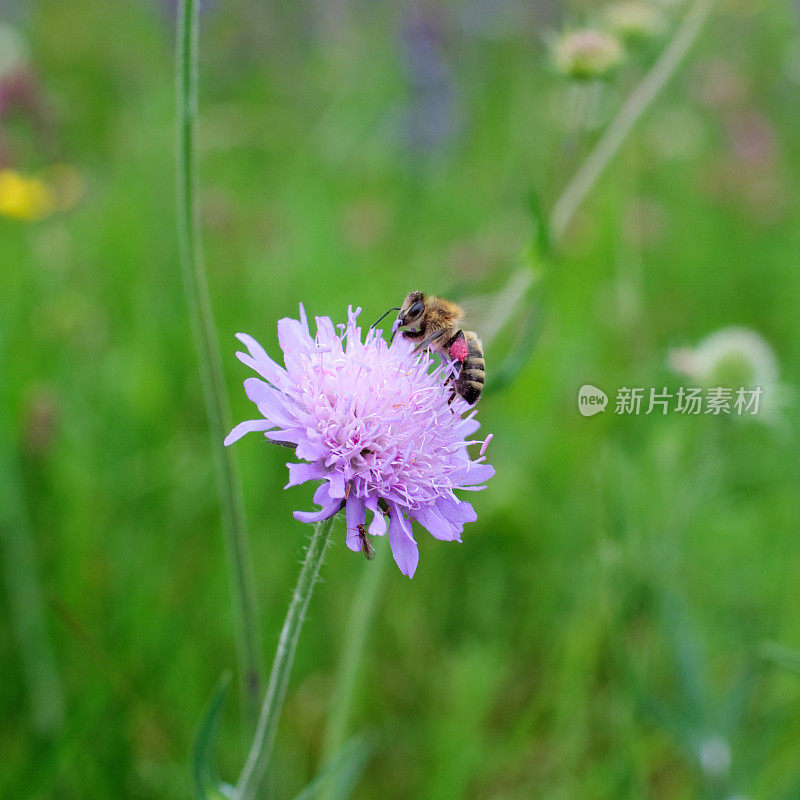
(461, 462, 495, 486)
(278, 317, 314, 357)
(388, 503, 419, 578)
(327, 471, 346, 499)
(435, 497, 477, 525)
(294, 483, 342, 523)
(413, 504, 462, 542)
(224, 419, 274, 446)
(345, 495, 366, 552)
(314, 315, 342, 349)
(243, 377, 271, 404)
(298, 303, 309, 335)
(264, 429, 302, 445)
(235, 331, 269, 361)
(235, 333, 284, 385)
(293, 502, 340, 524)
(244, 378, 295, 426)
(312, 482, 334, 505)
(455, 416, 481, 438)
(296, 436, 326, 462)
(285, 462, 327, 489)
(366, 496, 387, 537)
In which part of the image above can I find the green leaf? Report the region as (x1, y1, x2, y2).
(290, 735, 373, 800)
(759, 642, 800, 676)
(192, 672, 234, 800)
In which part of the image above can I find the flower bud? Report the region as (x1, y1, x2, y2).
(668, 327, 777, 390)
(552, 29, 625, 81)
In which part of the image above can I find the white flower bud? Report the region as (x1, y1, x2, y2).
(552, 30, 625, 81)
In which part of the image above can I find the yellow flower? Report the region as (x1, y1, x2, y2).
(0, 169, 56, 221)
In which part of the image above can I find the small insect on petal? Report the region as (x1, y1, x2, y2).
(357, 524, 375, 561)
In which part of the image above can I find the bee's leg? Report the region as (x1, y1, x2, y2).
(437, 352, 459, 388)
(443, 361, 460, 386)
(412, 329, 446, 353)
(447, 387, 458, 405)
(446, 330, 470, 364)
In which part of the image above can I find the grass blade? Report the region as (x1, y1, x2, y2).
(290, 736, 373, 800)
(192, 672, 236, 800)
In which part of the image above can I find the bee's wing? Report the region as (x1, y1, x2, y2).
(457, 268, 534, 348)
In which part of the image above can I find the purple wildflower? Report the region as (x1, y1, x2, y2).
(225, 305, 494, 578)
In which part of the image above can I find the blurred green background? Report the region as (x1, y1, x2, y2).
(2, 0, 800, 798)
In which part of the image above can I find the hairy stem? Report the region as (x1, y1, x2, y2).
(549, 0, 715, 242)
(176, 0, 262, 725)
(236, 517, 337, 800)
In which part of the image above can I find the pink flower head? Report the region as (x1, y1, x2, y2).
(225, 305, 494, 578)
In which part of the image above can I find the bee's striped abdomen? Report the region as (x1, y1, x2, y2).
(454, 331, 485, 405)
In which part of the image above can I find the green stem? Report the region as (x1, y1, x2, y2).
(236, 517, 337, 800)
(549, 0, 715, 243)
(176, 0, 262, 725)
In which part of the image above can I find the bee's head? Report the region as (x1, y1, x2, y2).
(399, 291, 426, 327)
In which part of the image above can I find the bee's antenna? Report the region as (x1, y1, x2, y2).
(370, 307, 401, 329)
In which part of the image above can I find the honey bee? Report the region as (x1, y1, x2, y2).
(374, 291, 485, 405)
